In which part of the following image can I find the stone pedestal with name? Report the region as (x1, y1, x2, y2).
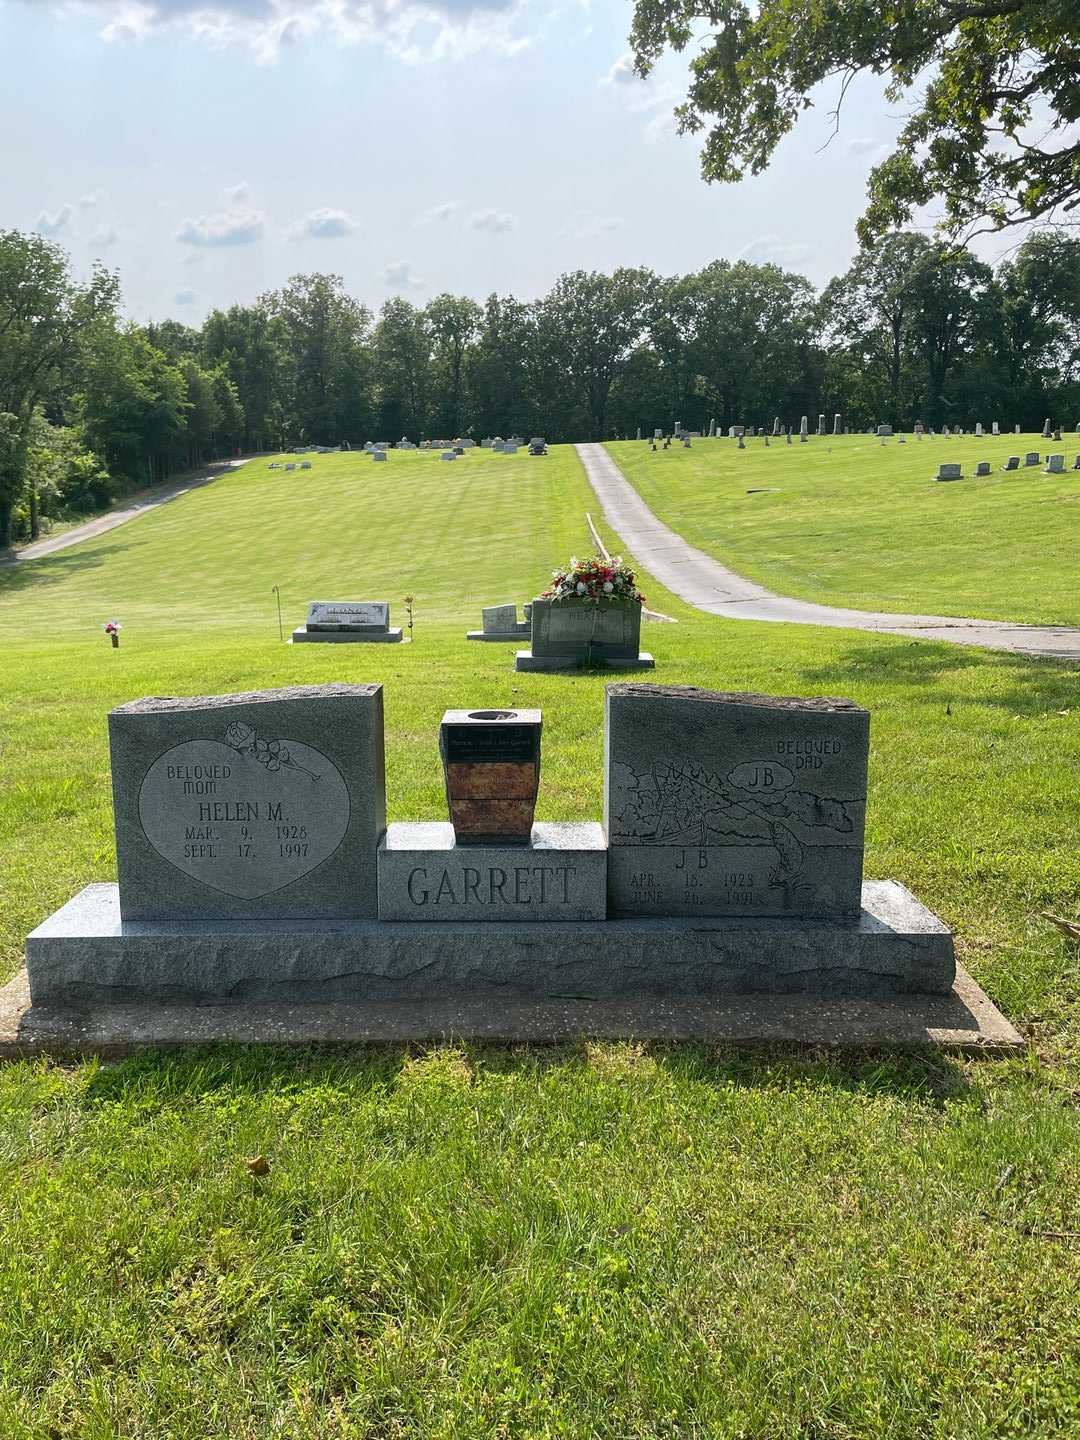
(292, 600, 404, 643)
(377, 821, 606, 922)
(516, 598, 654, 672)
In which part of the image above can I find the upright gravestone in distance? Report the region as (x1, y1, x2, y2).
(467, 603, 531, 642)
(936, 463, 962, 481)
(518, 599, 654, 672)
(1045, 453, 1065, 473)
(604, 685, 869, 921)
(109, 684, 386, 921)
(293, 600, 403, 644)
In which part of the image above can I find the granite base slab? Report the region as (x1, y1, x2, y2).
(0, 965, 1022, 1057)
(26, 880, 954, 1006)
(467, 630, 531, 642)
(515, 650, 656, 672)
(378, 821, 606, 922)
(291, 627, 405, 643)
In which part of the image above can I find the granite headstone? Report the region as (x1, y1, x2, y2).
(109, 684, 386, 922)
(604, 685, 868, 922)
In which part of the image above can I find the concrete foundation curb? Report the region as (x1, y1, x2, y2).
(0, 964, 1022, 1057)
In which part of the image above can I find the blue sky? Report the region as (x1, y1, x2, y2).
(2, 0, 945, 322)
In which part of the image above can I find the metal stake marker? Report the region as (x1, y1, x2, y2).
(272, 585, 283, 642)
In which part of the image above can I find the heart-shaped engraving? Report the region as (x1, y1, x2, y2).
(138, 732, 350, 900)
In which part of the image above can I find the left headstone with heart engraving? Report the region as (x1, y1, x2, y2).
(109, 683, 385, 921)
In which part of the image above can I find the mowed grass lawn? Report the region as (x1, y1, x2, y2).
(0, 446, 1078, 1438)
(606, 434, 1080, 625)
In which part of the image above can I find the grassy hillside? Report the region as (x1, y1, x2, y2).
(0, 444, 1077, 1438)
(605, 434, 1080, 625)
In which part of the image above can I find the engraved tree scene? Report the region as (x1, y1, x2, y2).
(609, 757, 857, 893)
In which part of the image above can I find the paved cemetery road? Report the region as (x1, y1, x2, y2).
(577, 443, 1080, 660)
(0, 457, 252, 567)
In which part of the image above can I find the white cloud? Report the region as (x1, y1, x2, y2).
(35, 203, 76, 237)
(603, 52, 637, 86)
(78, 190, 103, 209)
(845, 137, 879, 155)
(174, 288, 198, 306)
(176, 206, 265, 246)
(227, 180, 251, 203)
(469, 207, 516, 234)
(57, 0, 530, 64)
(558, 213, 625, 241)
(737, 235, 815, 268)
(642, 105, 678, 143)
(602, 57, 681, 144)
(415, 200, 457, 226)
(181, 250, 204, 266)
(384, 260, 426, 290)
(291, 207, 358, 239)
(87, 224, 119, 249)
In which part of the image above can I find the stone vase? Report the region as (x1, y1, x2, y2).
(440, 708, 542, 845)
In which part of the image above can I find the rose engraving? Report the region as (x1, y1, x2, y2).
(223, 722, 320, 781)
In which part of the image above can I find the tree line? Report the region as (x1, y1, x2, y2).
(1, 225, 1078, 547)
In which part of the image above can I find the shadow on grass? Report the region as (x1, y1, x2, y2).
(79, 1037, 973, 1110)
(799, 639, 1078, 713)
(0, 540, 128, 596)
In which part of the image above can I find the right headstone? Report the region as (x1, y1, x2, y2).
(604, 685, 868, 922)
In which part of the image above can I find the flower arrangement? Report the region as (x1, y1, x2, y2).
(542, 556, 645, 605)
(103, 620, 121, 649)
